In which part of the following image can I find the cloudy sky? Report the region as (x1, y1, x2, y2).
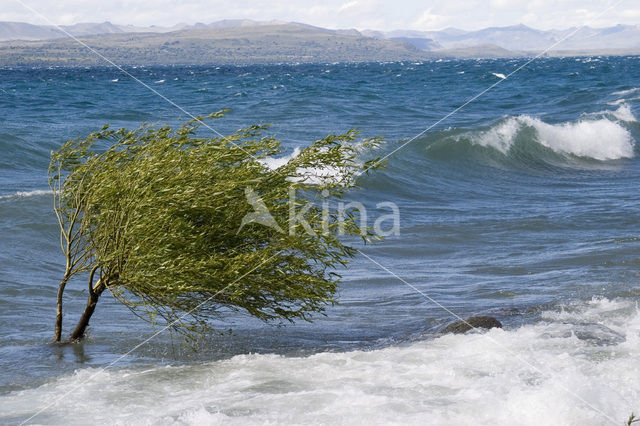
(4, 0, 639, 31)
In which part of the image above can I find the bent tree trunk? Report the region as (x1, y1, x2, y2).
(70, 279, 106, 341)
(54, 274, 70, 342)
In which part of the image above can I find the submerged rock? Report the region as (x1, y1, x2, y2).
(571, 323, 626, 346)
(442, 316, 503, 334)
(540, 323, 626, 346)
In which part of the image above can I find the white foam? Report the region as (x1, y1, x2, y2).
(259, 146, 361, 186)
(526, 116, 634, 160)
(612, 87, 640, 96)
(609, 87, 640, 106)
(476, 117, 520, 154)
(610, 105, 637, 122)
(292, 164, 346, 185)
(258, 147, 301, 170)
(471, 115, 635, 161)
(0, 189, 52, 200)
(607, 98, 629, 106)
(2, 298, 638, 425)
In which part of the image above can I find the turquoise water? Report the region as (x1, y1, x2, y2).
(1, 58, 640, 424)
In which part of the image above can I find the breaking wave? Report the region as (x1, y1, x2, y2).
(259, 142, 374, 186)
(259, 147, 346, 184)
(1, 298, 638, 425)
(473, 114, 634, 161)
(420, 112, 637, 168)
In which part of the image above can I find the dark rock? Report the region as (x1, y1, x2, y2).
(442, 316, 503, 334)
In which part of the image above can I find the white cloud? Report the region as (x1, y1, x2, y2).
(490, 0, 511, 9)
(412, 9, 449, 30)
(621, 9, 640, 18)
(338, 1, 359, 12)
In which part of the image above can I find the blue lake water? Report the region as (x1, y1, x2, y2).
(1, 58, 640, 424)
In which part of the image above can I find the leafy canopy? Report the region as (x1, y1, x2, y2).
(49, 111, 383, 338)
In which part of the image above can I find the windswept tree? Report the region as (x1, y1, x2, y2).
(50, 111, 383, 343)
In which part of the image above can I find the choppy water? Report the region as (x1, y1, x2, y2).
(1, 57, 640, 425)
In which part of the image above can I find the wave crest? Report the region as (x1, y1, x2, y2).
(466, 114, 635, 161)
(0, 189, 52, 200)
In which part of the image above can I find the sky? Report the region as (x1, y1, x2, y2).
(2, 0, 639, 31)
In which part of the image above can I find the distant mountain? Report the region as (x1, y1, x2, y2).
(0, 23, 425, 66)
(205, 19, 288, 29)
(0, 20, 293, 41)
(132, 19, 290, 32)
(116, 23, 185, 34)
(0, 22, 66, 41)
(0, 20, 639, 65)
(367, 23, 640, 51)
(0, 21, 125, 41)
(61, 22, 124, 37)
(389, 37, 441, 51)
(446, 24, 553, 50)
(554, 24, 640, 50)
(2, 20, 639, 52)
(435, 43, 520, 59)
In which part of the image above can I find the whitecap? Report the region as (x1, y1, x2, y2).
(610, 105, 636, 122)
(607, 98, 628, 106)
(259, 147, 301, 170)
(612, 87, 640, 97)
(1, 298, 637, 425)
(0, 189, 52, 200)
(470, 115, 635, 161)
(586, 105, 636, 123)
(259, 144, 369, 186)
(259, 147, 346, 185)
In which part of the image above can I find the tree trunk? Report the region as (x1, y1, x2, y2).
(54, 275, 70, 342)
(69, 279, 106, 341)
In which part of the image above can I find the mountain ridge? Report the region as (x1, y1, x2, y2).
(2, 20, 640, 51)
(0, 23, 426, 66)
(363, 23, 640, 51)
(0, 20, 639, 65)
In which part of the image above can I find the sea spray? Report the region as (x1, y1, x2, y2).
(2, 298, 637, 425)
(462, 115, 635, 161)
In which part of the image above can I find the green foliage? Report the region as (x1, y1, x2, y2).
(49, 111, 384, 339)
